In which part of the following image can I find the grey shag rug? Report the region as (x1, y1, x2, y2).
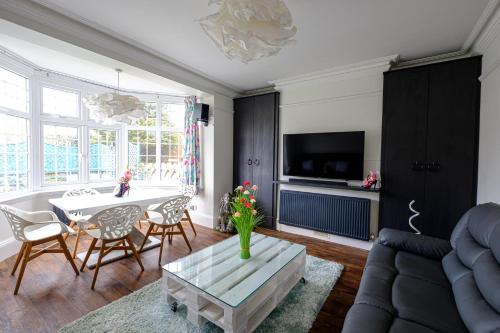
(59, 255, 343, 333)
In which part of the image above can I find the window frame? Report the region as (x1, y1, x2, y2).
(40, 82, 81, 120)
(126, 97, 185, 186)
(0, 56, 33, 195)
(40, 122, 81, 186)
(87, 126, 120, 183)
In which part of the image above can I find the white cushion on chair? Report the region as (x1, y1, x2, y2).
(24, 223, 73, 241)
(146, 211, 165, 225)
(86, 228, 102, 239)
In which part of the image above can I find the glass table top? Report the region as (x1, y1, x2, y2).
(163, 233, 306, 308)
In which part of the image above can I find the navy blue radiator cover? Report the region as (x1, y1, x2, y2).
(279, 190, 371, 240)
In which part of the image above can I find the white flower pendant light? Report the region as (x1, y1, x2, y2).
(83, 69, 146, 125)
(199, 0, 297, 63)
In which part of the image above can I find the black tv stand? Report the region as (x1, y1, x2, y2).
(289, 178, 348, 187)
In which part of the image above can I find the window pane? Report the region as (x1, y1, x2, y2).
(0, 67, 28, 113)
(161, 103, 184, 129)
(42, 87, 79, 117)
(89, 129, 117, 181)
(161, 132, 182, 185)
(128, 130, 156, 181)
(0, 114, 29, 193)
(136, 102, 157, 127)
(43, 125, 79, 184)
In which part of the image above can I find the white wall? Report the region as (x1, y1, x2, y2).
(473, 6, 500, 204)
(272, 56, 396, 249)
(192, 94, 233, 228)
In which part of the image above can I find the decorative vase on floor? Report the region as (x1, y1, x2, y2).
(231, 181, 264, 259)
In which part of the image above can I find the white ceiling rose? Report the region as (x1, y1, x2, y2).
(199, 0, 297, 63)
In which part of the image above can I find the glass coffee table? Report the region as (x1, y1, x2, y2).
(162, 233, 306, 333)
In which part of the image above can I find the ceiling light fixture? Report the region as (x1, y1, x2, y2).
(83, 69, 146, 125)
(199, 0, 297, 63)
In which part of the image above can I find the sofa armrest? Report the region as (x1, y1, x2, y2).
(377, 228, 452, 260)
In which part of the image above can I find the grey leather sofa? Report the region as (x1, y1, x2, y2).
(342, 203, 500, 333)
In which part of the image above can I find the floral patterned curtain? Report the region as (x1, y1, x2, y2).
(181, 96, 200, 193)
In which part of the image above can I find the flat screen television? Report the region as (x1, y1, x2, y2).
(283, 131, 365, 180)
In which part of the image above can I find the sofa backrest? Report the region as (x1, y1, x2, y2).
(443, 202, 500, 333)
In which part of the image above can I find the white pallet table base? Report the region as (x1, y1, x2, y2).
(162, 234, 306, 333)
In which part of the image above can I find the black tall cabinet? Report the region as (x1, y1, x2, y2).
(380, 57, 481, 239)
(233, 92, 279, 229)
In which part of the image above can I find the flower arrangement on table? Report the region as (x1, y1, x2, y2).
(231, 181, 264, 259)
(115, 169, 132, 197)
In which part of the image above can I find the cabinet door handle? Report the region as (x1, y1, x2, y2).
(412, 161, 425, 171)
(247, 158, 253, 165)
(253, 159, 260, 166)
(427, 161, 441, 172)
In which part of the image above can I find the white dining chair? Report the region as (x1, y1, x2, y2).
(62, 187, 100, 258)
(0, 204, 79, 295)
(181, 185, 197, 236)
(78, 204, 144, 289)
(140, 196, 192, 266)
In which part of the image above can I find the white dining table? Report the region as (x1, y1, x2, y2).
(49, 188, 182, 268)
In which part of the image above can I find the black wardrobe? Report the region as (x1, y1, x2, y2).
(380, 56, 481, 239)
(233, 92, 279, 229)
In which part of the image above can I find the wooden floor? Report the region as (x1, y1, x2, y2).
(0, 222, 368, 333)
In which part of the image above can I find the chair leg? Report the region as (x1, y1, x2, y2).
(11, 243, 27, 276)
(72, 228, 82, 259)
(177, 222, 192, 252)
(184, 209, 197, 236)
(139, 223, 155, 252)
(121, 240, 128, 257)
(14, 242, 32, 295)
(91, 240, 106, 290)
(126, 235, 144, 271)
(64, 220, 76, 241)
(158, 226, 167, 266)
(57, 235, 79, 276)
(80, 238, 98, 272)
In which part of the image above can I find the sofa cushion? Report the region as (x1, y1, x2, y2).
(453, 272, 500, 333)
(392, 274, 467, 332)
(395, 251, 449, 287)
(342, 303, 394, 333)
(448, 203, 500, 333)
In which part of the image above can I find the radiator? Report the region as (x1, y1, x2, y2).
(279, 190, 371, 240)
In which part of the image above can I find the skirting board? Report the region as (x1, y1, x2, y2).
(276, 222, 373, 250)
(188, 212, 214, 229)
(0, 237, 21, 262)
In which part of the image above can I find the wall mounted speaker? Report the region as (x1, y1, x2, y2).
(194, 103, 209, 125)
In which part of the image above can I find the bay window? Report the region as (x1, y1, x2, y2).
(0, 55, 187, 196)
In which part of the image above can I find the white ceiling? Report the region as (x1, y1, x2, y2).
(28, 0, 493, 91)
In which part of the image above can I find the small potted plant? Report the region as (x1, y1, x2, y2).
(115, 169, 132, 197)
(230, 181, 264, 259)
